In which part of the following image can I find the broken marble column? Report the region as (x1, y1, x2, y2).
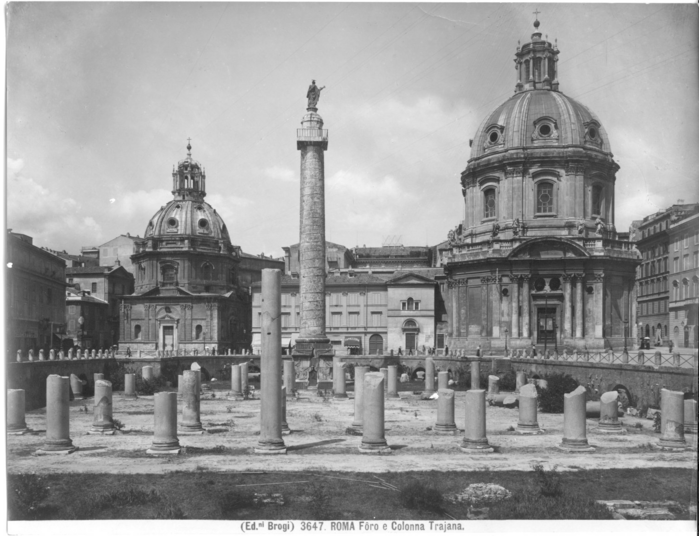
(281, 386, 290, 435)
(90, 380, 115, 434)
(559, 385, 594, 451)
(487, 375, 500, 395)
(597, 391, 624, 434)
(434, 388, 457, 433)
(460, 389, 493, 452)
(517, 384, 541, 434)
(387, 365, 399, 399)
(70, 374, 84, 400)
(142, 365, 154, 383)
(658, 388, 686, 449)
(515, 371, 527, 393)
(351, 366, 369, 430)
(283, 359, 295, 396)
(38, 375, 77, 454)
(124, 373, 137, 399)
(380, 368, 388, 392)
(177, 375, 183, 398)
(255, 269, 286, 454)
(684, 399, 697, 434)
(229, 364, 243, 399)
(437, 371, 449, 391)
(470, 360, 480, 389)
(7, 389, 28, 434)
(333, 358, 347, 399)
(94, 373, 104, 384)
(240, 362, 249, 397)
(359, 372, 390, 453)
(424, 358, 436, 396)
(147, 392, 181, 455)
(179, 370, 204, 434)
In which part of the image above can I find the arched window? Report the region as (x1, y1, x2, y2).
(134, 325, 141, 340)
(592, 184, 603, 217)
(195, 325, 203, 340)
(672, 280, 679, 301)
(162, 265, 177, 286)
(536, 182, 554, 214)
(202, 263, 213, 280)
(524, 59, 530, 81)
(483, 188, 496, 219)
(682, 279, 689, 300)
(664, 325, 668, 337)
(533, 57, 542, 81)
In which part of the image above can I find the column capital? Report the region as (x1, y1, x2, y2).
(593, 272, 605, 282)
(562, 274, 572, 282)
(521, 274, 531, 282)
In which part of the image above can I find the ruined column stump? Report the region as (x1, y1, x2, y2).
(359, 373, 391, 454)
(142, 365, 154, 383)
(89, 380, 115, 435)
(558, 385, 595, 452)
(179, 370, 204, 434)
(124, 373, 138, 399)
(333, 358, 348, 399)
(684, 399, 697, 434)
(517, 384, 542, 434)
(70, 373, 84, 400)
(387, 365, 400, 399)
(657, 388, 686, 450)
(487, 375, 500, 395)
(177, 375, 184, 399)
(147, 392, 181, 455)
(7, 389, 28, 434)
(596, 391, 625, 434)
(434, 388, 457, 434)
(437, 371, 449, 391)
(351, 366, 369, 431)
(229, 364, 244, 400)
(37, 375, 77, 454)
(515, 371, 527, 393)
(241, 362, 250, 398)
(470, 360, 480, 390)
(460, 389, 493, 452)
(423, 358, 436, 397)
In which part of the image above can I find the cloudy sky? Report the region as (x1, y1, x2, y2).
(6, 2, 699, 257)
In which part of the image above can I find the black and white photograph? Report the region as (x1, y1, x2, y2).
(3, 1, 698, 533)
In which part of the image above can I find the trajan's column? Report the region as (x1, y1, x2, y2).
(295, 80, 332, 357)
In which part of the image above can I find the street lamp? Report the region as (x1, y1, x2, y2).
(504, 327, 509, 353)
(623, 317, 629, 353)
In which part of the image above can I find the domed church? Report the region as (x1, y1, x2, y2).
(118, 142, 250, 354)
(443, 18, 640, 353)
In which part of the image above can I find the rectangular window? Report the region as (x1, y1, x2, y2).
(694, 252, 699, 269)
(673, 258, 679, 273)
(414, 301, 421, 311)
(281, 294, 290, 306)
(331, 313, 342, 327)
(347, 293, 359, 306)
(675, 240, 679, 252)
(101, 248, 109, 257)
(401, 301, 407, 311)
(684, 255, 690, 271)
(437, 334, 445, 349)
(281, 313, 290, 328)
(331, 293, 342, 306)
(371, 312, 383, 327)
(348, 312, 359, 328)
(484, 188, 496, 218)
(369, 292, 384, 305)
(683, 234, 688, 248)
(91, 282, 97, 293)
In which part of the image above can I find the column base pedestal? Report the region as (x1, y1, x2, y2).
(254, 446, 287, 455)
(36, 446, 78, 455)
(333, 393, 348, 399)
(595, 423, 626, 434)
(684, 424, 697, 434)
(7, 427, 28, 435)
(434, 423, 457, 434)
(516, 423, 543, 434)
(147, 447, 181, 455)
(557, 438, 595, 452)
(656, 438, 687, 450)
(459, 438, 494, 453)
(359, 443, 392, 454)
(88, 427, 115, 435)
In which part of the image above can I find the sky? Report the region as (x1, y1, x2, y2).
(5, 2, 699, 258)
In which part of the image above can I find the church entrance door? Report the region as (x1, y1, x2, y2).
(537, 308, 557, 344)
(162, 326, 175, 351)
(405, 333, 416, 353)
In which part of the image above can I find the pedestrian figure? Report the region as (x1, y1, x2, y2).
(476, 345, 481, 357)
(668, 339, 674, 353)
(398, 346, 403, 356)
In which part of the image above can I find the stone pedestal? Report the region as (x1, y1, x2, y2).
(179, 370, 204, 434)
(437, 371, 449, 391)
(124, 374, 138, 399)
(37, 375, 77, 454)
(255, 269, 286, 454)
(7, 389, 28, 434)
(387, 365, 400, 399)
(351, 366, 369, 430)
(658, 388, 686, 449)
(241, 362, 249, 397)
(517, 384, 542, 434)
(470, 361, 480, 389)
(359, 373, 391, 454)
(281, 386, 291, 435)
(147, 392, 181, 455)
(333, 358, 348, 399)
(39, 349, 45, 361)
(515, 371, 527, 393)
(434, 389, 457, 434)
(229, 364, 243, 399)
(283, 359, 295, 395)
(142, 366, 154, 382)
(90, 380, 115, 434)
(49, 349, 55, 361)
(424, 358, 435, 396)
(558, 385, 595, 451)
(487, 375, 499, 395)
(684, 399, 697, 434)
(70, 374, 84, 400)
(460, 389, 493, 452)
(597, 391, 625, 434)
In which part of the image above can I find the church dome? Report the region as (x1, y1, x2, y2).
(144, 199, 231, 243)
(469, 89, 612, 161)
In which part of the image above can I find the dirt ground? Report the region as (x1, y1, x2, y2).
(7, 380, 698, 477)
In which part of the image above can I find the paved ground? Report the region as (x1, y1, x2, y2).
(8, 381, 698, 476)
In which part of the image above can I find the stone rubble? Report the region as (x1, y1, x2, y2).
(446, 483, 512, 505)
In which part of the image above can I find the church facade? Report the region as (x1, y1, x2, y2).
(442, 19, 640, 353)
(118, 143, 250, 354)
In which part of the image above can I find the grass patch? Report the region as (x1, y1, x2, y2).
(399, 480, 444, 514)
